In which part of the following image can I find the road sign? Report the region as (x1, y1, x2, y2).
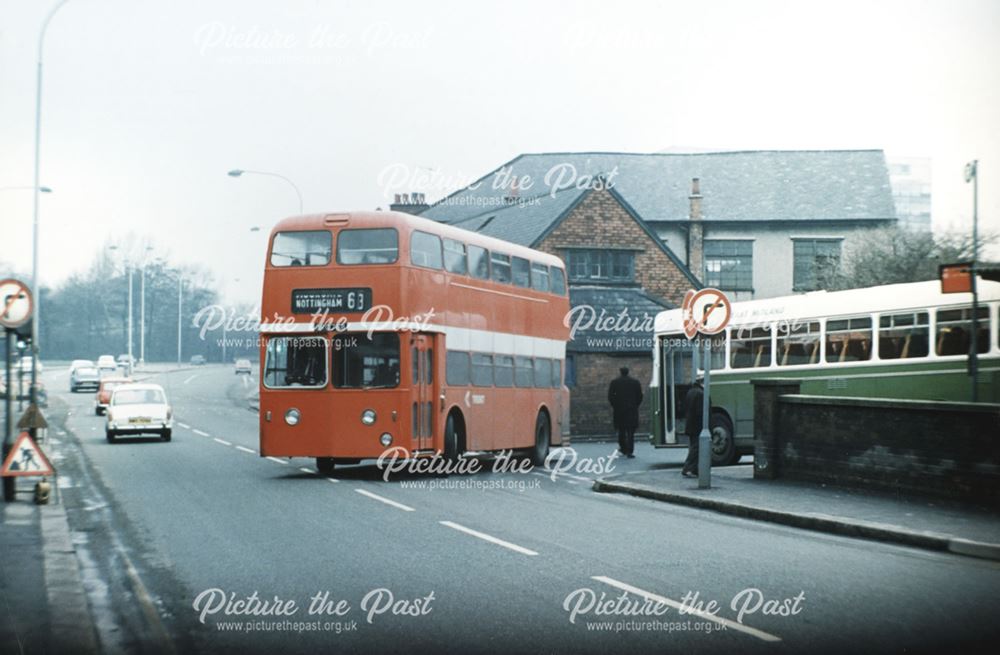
(682, 288, 732, 339)
(0, 431, 54, 477)
(939, 262, 973, 294)
(0, 279, 34, 329)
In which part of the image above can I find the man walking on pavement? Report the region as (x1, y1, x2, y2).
(608, 366, 643, 458)
(682, 375, 707, 477)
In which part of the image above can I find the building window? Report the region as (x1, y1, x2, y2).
(793, 239, 842, 291)
(565, 249, 635, 283)
(704, 240, 753, 291)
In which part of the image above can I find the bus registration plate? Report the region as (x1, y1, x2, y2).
(292, 288, 372, 314)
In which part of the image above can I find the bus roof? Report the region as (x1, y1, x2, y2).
(270, 211, 566, 269)
(655, 279, 1000, 334)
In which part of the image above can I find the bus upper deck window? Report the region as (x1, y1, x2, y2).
(411, 231, 443, 269)
(491, 253, 512, 284)
(531, 263, 550, 292)
(468, 245, 490, 279)
(443, 238, 467, 274)
(271, 231, 332, 267)
(512, 257, 531, 288)
(551, 267, 566, 295)
(337, 228, 398, 264)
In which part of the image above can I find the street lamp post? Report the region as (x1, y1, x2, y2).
(108, 246, 134, 374)
(227, 169, 304, 215)
(176, 273, 183, 366)
(31, 0, 73, 409)
(139, 245, 153, 367)
(965, 160, 979, 402)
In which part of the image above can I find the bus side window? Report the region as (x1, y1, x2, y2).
(551, 360, 562, 388)
(411, 231, 443, 269)
(468, 245, 490, 280)
(550, 267, 566, 295)
(731, 327, 772, 369)
(533, 358, 552, 388)
(936, 307, 990, 356)
(446, 351, 470, 385)
(471, 353, 493, 386)
(825, 317, 872, 363)
(514, 356, 533, 387)
(491, 253, 512, 284)
(443, 238, 467, 274)
(512, 257, 531, 288)
(879, 312, 929, 359)
(777, 321, 821, 366)
(531, 263, 550, 292)
(494, 355, 514, 387)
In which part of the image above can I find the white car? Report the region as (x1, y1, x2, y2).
(97, 354, 118, 377)
(105, 383, 173, 443)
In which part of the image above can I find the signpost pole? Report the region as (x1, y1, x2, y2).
(698, 336, 712, 489)
(4, 330, 15, 501)
(969, 160, 979, 403)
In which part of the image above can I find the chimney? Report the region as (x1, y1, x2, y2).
(687, 177, 704, 279)
(389, 191, 430, 215)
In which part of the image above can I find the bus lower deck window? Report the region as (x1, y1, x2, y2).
(332, 333, 400, 388)
(264, 337, 328, 388)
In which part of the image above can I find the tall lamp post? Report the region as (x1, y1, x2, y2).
(227, 169, 304, 215)
(108, 245, 133, 374)
(138, 245, 154, 367)
(176, 271, 184, 366)
(31, 0, 73, 408)
(964, 160, 979, 402)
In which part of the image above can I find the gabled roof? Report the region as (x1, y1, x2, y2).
(568, 286, 671, 353)
(422, 150, 897, 224)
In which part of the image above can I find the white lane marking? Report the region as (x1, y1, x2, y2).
(213, 438, 232, 446)
(591, 576, 781, 643)
(299, 467, 315, 475)
(177, 422, 190, 429)
(266, 456, 289, 465)
(566, 480, 579, 485)
(242, 376, 249, 389)
(192, 429, 210, 437)
(235, 446, 256, 454)
(438, 520, 538, 556)
(355, 489, 415, 512)
(183, 374, 199, 384)
(326, 477, 339, 483)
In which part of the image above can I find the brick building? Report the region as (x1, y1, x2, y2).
(415, 149, 897, 439)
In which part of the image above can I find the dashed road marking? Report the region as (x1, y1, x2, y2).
(193, 429, 210, 437)
(591, 575, 782, 642)
(266, 456, 289, 465)
(213, 438, 232, 446)
(235, 446, 256, 454)
(438, 520, 538, 556)
(177, 422, 190, 429)
(183, 374, 199, 385)
(355, 489, 414, 512)
(299, 467, 315, 475)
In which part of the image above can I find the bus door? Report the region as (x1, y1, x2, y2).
(657, 336, 698, 446)
(410, 334, 435, 452)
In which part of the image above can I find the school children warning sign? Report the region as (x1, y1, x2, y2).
(1, 431, 54, 477)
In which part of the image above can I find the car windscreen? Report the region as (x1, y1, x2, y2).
(77, 367, 99, 376)
(113, 389, 165, 405)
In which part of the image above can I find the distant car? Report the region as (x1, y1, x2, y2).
(190, 355, 206, 366)
(117, 354, 135, 368)
(94, 377, 133, 415)
(70, 359, 94, 374)
(97, 354, 118, 376)
(234, 359, 252, 375)
(17, 356, 43, 374)
(105, 383, 172, 443)
(70, 365, 102, 392)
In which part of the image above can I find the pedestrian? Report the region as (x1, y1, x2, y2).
(682, 375, 708, 477)
(608, 366, 643, 458)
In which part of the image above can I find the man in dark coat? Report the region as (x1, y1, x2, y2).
(682, 376, 707, 477)
(608, 367, 643, 458)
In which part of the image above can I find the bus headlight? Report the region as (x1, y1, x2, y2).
(361, 409, 377, 425)
(285, 408, 301, 426)
(379, 433, 393, 447)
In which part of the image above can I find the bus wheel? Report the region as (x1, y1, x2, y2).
(444, 413, 461, 464)
(709, 412, 736, 466)
(316, 457, 335, 474)
(530, 411, 550, 467)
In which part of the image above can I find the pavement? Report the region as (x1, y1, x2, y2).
(594, 463, 1000, 561)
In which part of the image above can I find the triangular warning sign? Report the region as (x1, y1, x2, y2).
(1, 431, 55, 477)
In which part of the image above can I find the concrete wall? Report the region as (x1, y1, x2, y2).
(655, 221, 888, 300)
(753, 379, 1000, 505)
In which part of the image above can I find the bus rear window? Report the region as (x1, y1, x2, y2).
(271, 231, 331, 267)
(337, 228, 398, 264)
(332, 333, 400, 388)
(551, 267, 566, 295)
(264, 337, 327, 388)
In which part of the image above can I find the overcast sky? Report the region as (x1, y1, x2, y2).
(1, 0, 998, 304)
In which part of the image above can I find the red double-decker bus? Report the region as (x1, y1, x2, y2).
(258, 210, 570, 473)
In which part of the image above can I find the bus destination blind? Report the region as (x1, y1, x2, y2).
(291, 287, 372, 314)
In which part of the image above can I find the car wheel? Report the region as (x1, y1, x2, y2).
(161, 429, 172, 442)
(106, 430, 116, 443)
(95, 407, 101, 416)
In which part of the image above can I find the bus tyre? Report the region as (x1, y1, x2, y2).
(530, 412, 550, 467)
(709, 411, 737, 466)
(444, 413, 460, 464)
(316, 457, 335, 475)
(105, 430, 116, 444)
